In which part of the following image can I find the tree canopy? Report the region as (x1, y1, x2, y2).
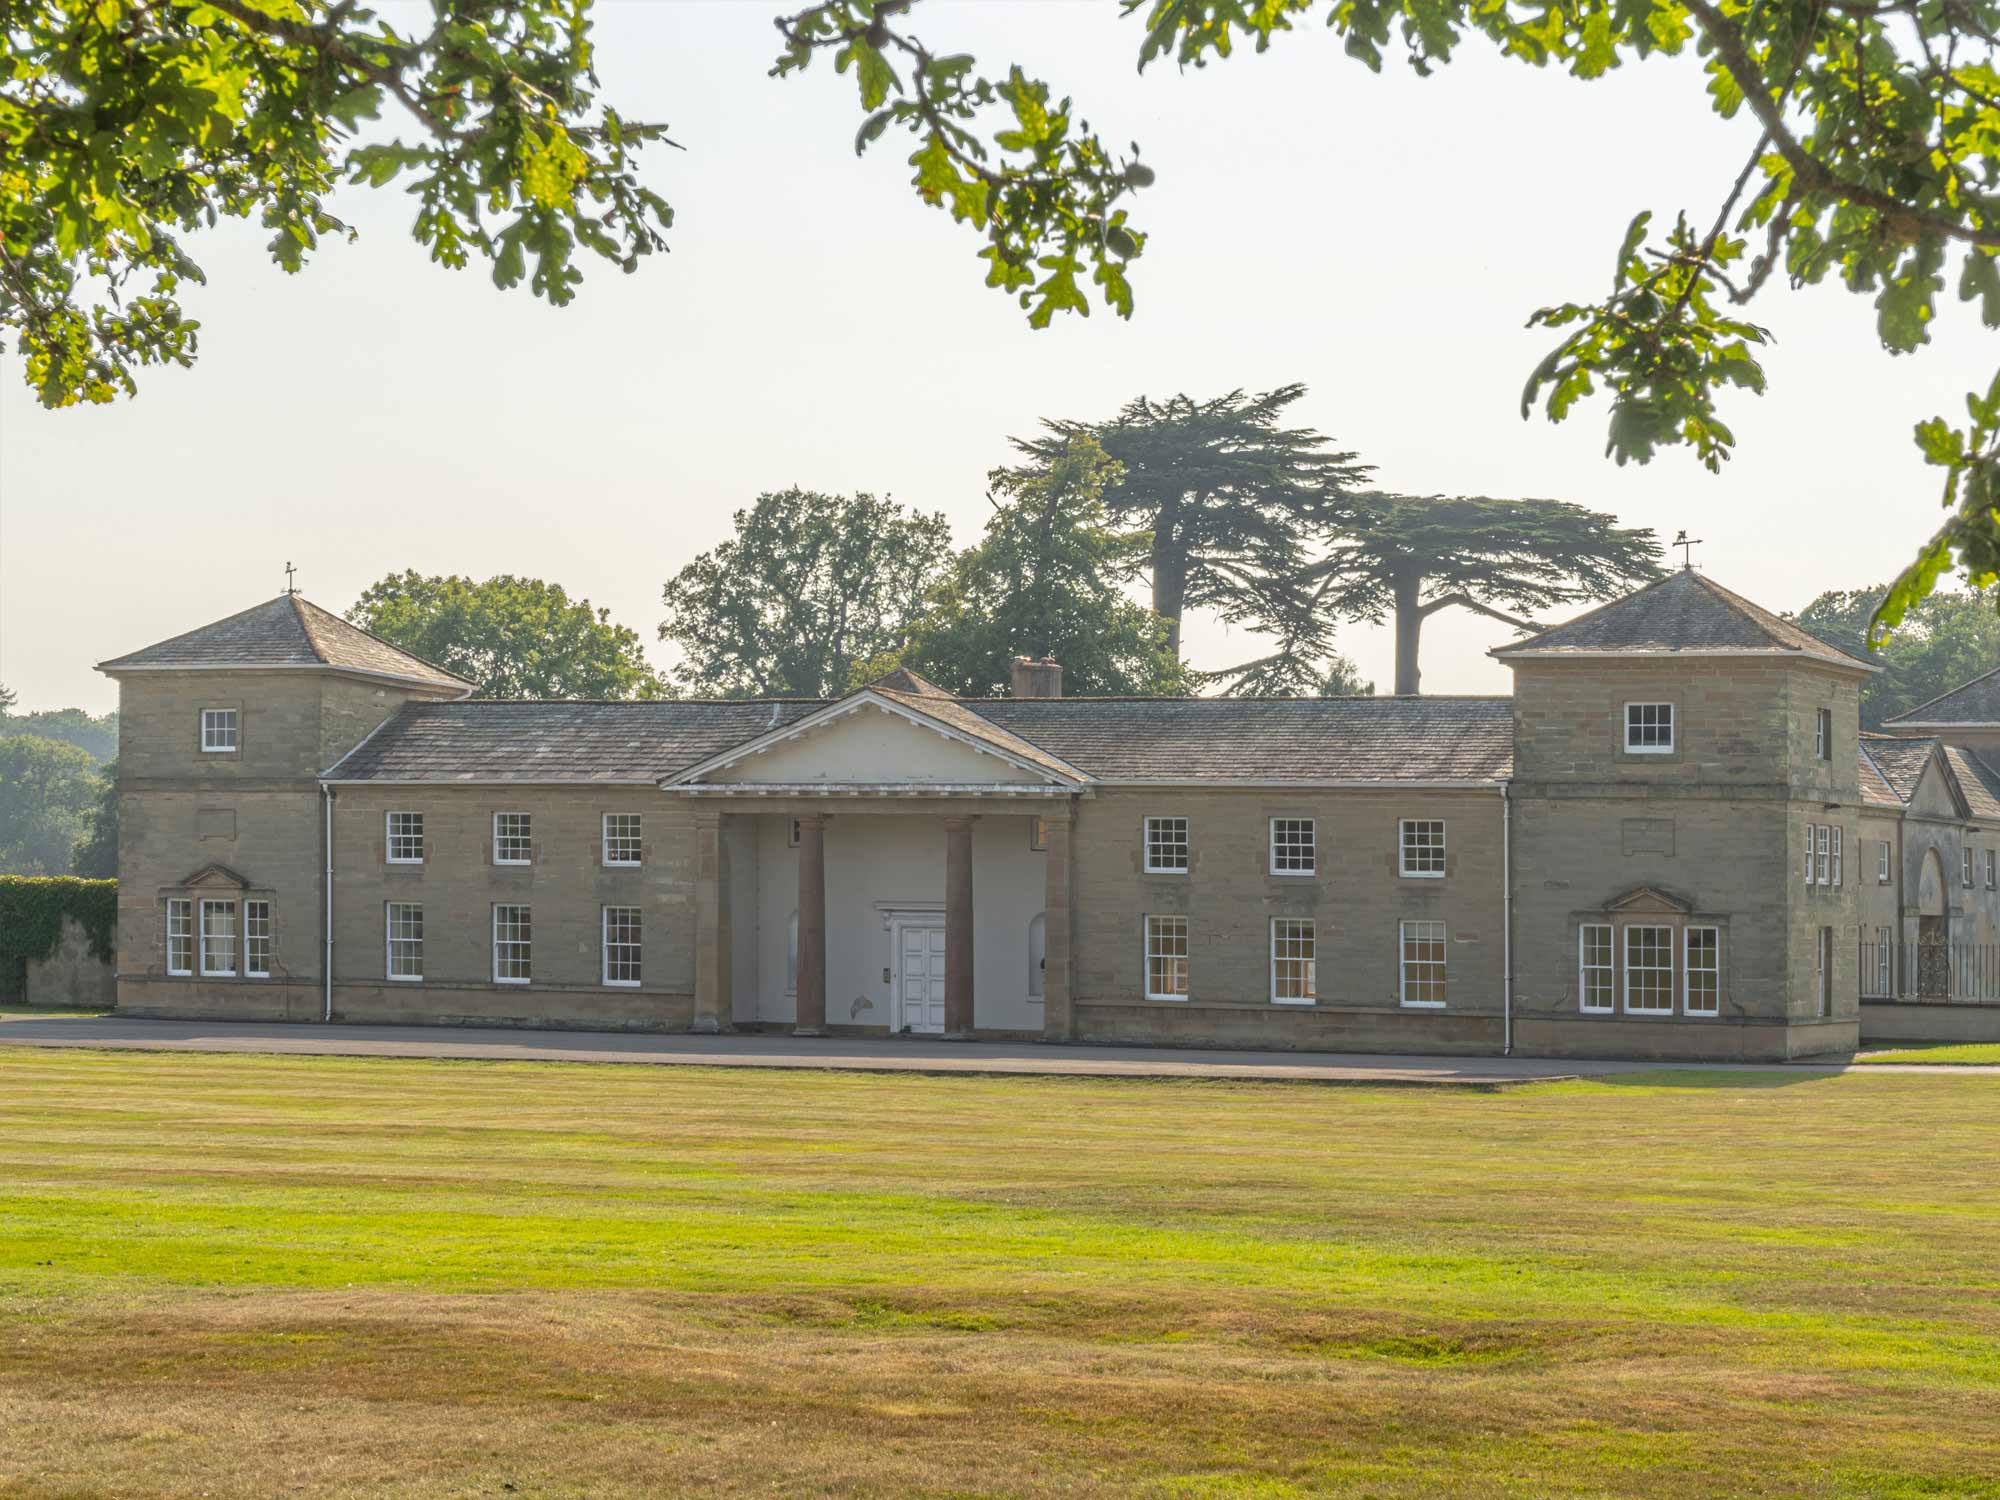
(659, 489, 954, 698)
(349, 572, 667, 699)
(889, 436, 1194, 697)
(1007, 384, 1369, 683)
(1791, 585, 2000, 729)
(69, 760, 120, 880)
(1306, 494, 1664, 694)
(0, 704, 118, 764)
(0, 735, 104, 876)
(5, 0, 670, 408)
(781, 0, 2000, 618)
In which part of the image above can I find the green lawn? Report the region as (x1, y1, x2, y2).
(1857, 1041, 2000, 1065)
(1, 1052, 1996, 1498)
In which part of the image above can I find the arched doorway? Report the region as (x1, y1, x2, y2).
(1916, 848, 1950, 997)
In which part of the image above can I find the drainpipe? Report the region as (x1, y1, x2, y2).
(1500, 780, 1513, 1056)
(322, 784, 334, 1023)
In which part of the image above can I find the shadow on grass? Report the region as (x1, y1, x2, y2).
(1584, 1067, 1852, 1090)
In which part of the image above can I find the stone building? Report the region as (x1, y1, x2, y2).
(98, 572, 2000, 1060)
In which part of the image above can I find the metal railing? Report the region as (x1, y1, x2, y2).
(1860, 941, 2000, 1003)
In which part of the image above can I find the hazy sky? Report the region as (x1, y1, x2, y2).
(3, 0, 1993, 714)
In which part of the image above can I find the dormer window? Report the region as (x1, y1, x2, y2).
(1624, 703, 1673, 754)
(200, 708, 238, 753)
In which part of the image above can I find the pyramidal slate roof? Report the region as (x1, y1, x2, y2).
(1883, 665, 2000, 727)
(1491, 569, 1878, 671)
(99, 596, 474, 691)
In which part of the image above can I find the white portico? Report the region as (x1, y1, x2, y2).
(663, 670, 1087, 1039)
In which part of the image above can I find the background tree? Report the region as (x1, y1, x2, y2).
(349, 573, 668, 700)
(1306, 495, 1664, 695)
(887, 436, 1194, 698)
(0, 736, 103, 876)
(660, 489, 953, 698)
(1008, 385, 1369, 682)
(0, 704, 118, 764)
(1790, 586, 2000, 730)
(782, 0, 2000, 617)
(69, 762, 119, 880)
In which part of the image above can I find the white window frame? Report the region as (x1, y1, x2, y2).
(1815, 707, 1832, 761)
(602, 905, 642, 987)
(1268, 818, 1316, 877)
(1622, 925, 1674, 1015)
(198, 897, 238, 977)
(243, 898, 272, 978)
(493, 903, 532, 984)
(1816, 926, 1834, 1017)
(1144, 914, 1190, 1000)
(493, 812, 532, 866)
(1878, 840, 1892, 884)
(1144, 817, 1190, 875)
(1270, 917, 1316, 1004)
(1578, 923, 1614, 1014)
(1875, 926, 1893, 998)
(386, 811, 424, 865)
(385, 902, 424, 982)
(1398, 920, 1447, 1008)
(1624, 702, 1674, 754)
(1398, 818, 1446, 879)
(1816, 824, 1831, 886)
(1684, 926, 1720, 1016)
(1831, 826, 1843, 887)
(602, 812, 643, 868)
(1803, 823, 1817, 886)
(1987, 849, 1996, 890)
(200, 707, 238, 753)
(166, 898, 193, 976)
(1964, 847, 1976, 888)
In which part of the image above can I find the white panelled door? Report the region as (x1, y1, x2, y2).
(899, 925, 947, 1034)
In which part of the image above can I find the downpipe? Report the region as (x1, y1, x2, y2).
(1501, 780, 1513, 1057)
(323, 784, 334, 1023)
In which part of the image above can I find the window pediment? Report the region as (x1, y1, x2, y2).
(176, 861, 251, 891)
(1603, 885, 1694, 916)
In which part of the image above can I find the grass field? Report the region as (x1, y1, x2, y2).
(1857, 1041, 2000, 1065)
(1, 1052, 1997, 1498)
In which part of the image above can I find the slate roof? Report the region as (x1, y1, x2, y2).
(1943, 746, 2000, 820)
(99, 595, 473, 691)
(323, 695, 1516, 784)
(970, 697, 1515, 782)
(1859, 735, 1937, 803)
(1491, 569, 1877, 671)
(1856, 744, 1903, 809)
(323, 700, 823, 783)
(1883, 665, 2000, 726)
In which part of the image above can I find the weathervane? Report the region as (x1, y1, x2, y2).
(1672, 530, 1703, 570)
(284, 561, 299, 595)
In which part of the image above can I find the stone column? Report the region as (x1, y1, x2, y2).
(794, 813, 828, 1036)
(1041, 803, 1075, 1042)
(944, 814, 977, 1039)
(691, 810, 730, 1034)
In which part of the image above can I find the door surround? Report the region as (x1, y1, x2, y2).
(878, 902, 946, 1034)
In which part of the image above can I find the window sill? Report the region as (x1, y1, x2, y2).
(1270, 996, 1316, 1006)
(1399, 871, 1446, 881)
(603, 980, 642, 989)
(1144, 993, 1190, 1003)
(1399, 1000, 1446, 1010)
(1268, 869, 1316, 879)
(387, 975, 424, 984)
(1143, 868, 1189, 877)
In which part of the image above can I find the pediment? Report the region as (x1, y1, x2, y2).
(675, 693, 1079, 788)
(1909, 756, 1969, 819)
(1604, 884, 1694, 915)
(179, 861, 251, 890)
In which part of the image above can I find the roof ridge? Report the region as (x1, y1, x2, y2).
(293, 596, 478, 690)
(1688, 572, 1875, 668)
(1490, 570, 1683, 655)
(288, 593, 330, 666)
(1884, 662, 2000, 723)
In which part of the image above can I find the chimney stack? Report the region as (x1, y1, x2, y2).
(1010, 656, 1063, 699)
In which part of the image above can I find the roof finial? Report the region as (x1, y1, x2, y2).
(1671, 530, 1702, 570)
(284, 561, 299, 596)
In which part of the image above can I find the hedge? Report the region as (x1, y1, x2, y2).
(0, 877, 117, 979)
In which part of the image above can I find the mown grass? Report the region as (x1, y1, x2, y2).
(1857, 1041, 2000, 1065)
(0, 1051, 1996, 1498)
